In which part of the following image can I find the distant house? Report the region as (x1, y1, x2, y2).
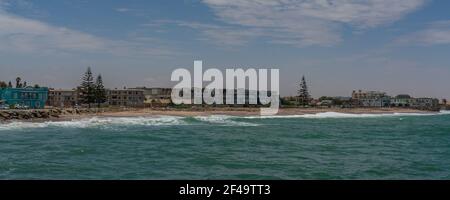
(132, 87, 172, 107)
(107, 89, 145, 107)
(317, 99, 333, 107)
(352, 90, 390, 107)
(47, 89, 79, 108)
(411, 98, 440, 111)
(352, 90, 387, 100)
(0, 87, 48, 109)
(390, 94, 413, 107)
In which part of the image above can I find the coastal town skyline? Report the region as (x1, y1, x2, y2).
(3, 0, 450, 186)
(1, 0, 450, 99)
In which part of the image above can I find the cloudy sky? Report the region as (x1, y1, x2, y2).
(0, 0, 449, 99)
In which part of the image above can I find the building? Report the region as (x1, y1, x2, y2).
(352, 90, 387, 100)
(411, 98, 440, 111)
(47, 89, 79, 108)
(317, 99, 334, 107)
(107, 89, 145, 107)
(390, 94, 413, 107)
(0, 87, 48, 109)
(132, 87, 172, 107)
(352, 90, 390, 107)
(359, 97, 391, 107)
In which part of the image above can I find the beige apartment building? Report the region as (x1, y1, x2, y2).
(107, 89, 145, 107)
(47, 89, 79, 108)
(132, 87, 172, 107)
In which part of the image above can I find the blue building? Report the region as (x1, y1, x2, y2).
(0, 87, 49, 109)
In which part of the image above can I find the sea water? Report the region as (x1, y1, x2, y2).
(1, 111, 450, 179)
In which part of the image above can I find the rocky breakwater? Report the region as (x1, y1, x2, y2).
(0, 109, 99, 121)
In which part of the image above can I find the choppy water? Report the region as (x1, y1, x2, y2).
(1, 111, 450, 179)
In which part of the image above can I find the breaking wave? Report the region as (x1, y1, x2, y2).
(244, 111, 450, 119)
(0, 116, 186, 131)
(1, 111, 449, 131)
(0, 115, 259, 131)
(193, 115, 259, 126)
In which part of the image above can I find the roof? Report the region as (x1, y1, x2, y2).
(0, 87, 48, 92)
(395, 94, 412, 99)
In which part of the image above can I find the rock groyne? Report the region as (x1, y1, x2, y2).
(0, 109, 98, 121)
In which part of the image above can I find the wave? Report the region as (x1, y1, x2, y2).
(1, 110, 449, 130)
(243, 111, 449, 119)
(0, 115, 259, 131)
(194, 115, 259, 126)
(0, 116, 187, 131)
(438, 110, 450, 115)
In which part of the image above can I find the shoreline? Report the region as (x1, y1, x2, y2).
(0, 107, 440, 123)
(93, 107, 436, 117)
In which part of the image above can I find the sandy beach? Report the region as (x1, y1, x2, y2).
(0, 107, 439, 123)
(64, 107, 436, 118)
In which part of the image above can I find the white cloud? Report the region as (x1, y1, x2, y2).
(201, 0, 427, 46)
(0, 13, 106, 53)
(115, 8, 131, 13)
(0, 3, 175, 57)
(151, 20, 262, 46)
(396, 20, 450, 45)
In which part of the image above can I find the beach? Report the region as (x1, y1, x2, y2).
(0, 107, 438, 123)
(78, 107, 435, 118)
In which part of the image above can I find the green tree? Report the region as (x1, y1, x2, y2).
(297, 75, 310, 106)
(16, 77, 22, 88)
(0, 81, 6, 88)
(94, 74, 107, 107)
(79, 67, 96, 108)
(8, 81, 12, 88)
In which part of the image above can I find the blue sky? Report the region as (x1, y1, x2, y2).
(1, 0, 450, 99)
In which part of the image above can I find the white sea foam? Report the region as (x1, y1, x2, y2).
(439, 110, 450, 115)
(194, 115, 259, 126)
(0, 116, 186, 131)
(243, 111, 447, 119)
(0, 115, 261, 130)
(1, 111, 449, 130)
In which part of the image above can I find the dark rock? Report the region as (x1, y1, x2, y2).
(41, 112, 49, 118)
(0, 111, 10, 118)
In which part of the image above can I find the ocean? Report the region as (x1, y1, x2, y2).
(1, 111, 450, 180)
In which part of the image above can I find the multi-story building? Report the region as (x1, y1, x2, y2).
(166, 88, 274, 106)
(390, 94, 413, 107)
(352, 90, 390, 107)
(107, 89, 145, 107)
(352, 90, 387, 100)
(47, 89, 79, 108)
(411, 98, 440, 110)
(0, 87, 48, 109)
(132, 87, 172, 106)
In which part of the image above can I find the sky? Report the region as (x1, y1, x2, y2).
(0, 0, 450, 99)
